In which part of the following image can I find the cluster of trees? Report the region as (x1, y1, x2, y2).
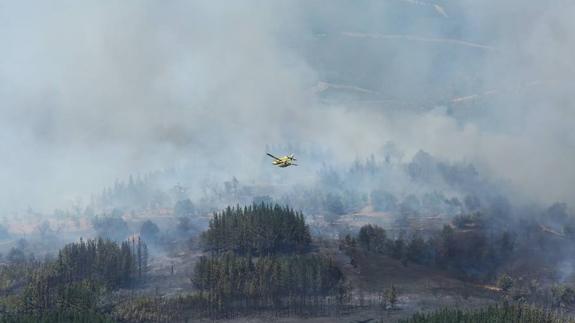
(407, 150, 486, 195)
(201, 204, 311, 255)
(342, 224, 432, 266)
(344, 205, 575, 311)
(370, 190, 466, 217)
(97, 175, 170, 210)
(399, 303, 575, 323)
(494, 272, 575, 308)
(88, 148, 506, 228)
(343, 223, 515, 280)
(140, 220, 160, 243)
(0, 238, 147, 321)
(20, 275, 108, 321)
(174, 198, 196, 218)
(94, 168, 197, 211)
(550, 285, 575, 307)
(174, 198, 201, 235)
(89, 149, 501, 227)
(188, 203, 350, 317)
(307, 151, 497, 218)
(0, 260, 37, 296)
(322, 191, 367, 223)
(193, 253, 346, 305)
(109, 203, 357, 321)
(4, 246, 32, 264)
(91, 216, 129, 241)
(3, 203, 351, 321)
(54, 237, 148, 288)
(93, 214, 162, 245)
(276, 188, 367, 224)
(370, 190, 398, 213)
(275, 153, 498, 222)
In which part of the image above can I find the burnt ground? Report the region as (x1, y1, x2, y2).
(122, 238, 501, 322)
(117, 239, 201, 298)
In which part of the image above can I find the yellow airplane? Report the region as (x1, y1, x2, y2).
(266, 153, 298, 168)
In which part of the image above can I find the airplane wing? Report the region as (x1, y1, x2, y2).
(266, 153, 282, 161)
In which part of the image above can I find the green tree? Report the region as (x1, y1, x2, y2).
(324, 193, 345, 224)
(406, 236, 426, 264)
(497, 274, 513, 292)
(92, 216, 129, 241)
(552, 285, 575, 307)
(357, 224, 387, 253)
(174, 199, 195, 218)
(7, 248, 27, 264)
(201, 204, 311, 256)
(386, 285, 398, 309)
(140, 220, 160, 242)
(370, 190, 397, 212)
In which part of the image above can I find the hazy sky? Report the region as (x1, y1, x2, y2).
(0, 0, 574, 212)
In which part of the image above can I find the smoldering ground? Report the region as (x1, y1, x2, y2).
(0, 0, 574, 213)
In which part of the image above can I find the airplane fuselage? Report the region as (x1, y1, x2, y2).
(267, 153, 297, 168)
(273, 160, 292, 167)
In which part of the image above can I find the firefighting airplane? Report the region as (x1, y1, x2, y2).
(266, 153, 298, 168)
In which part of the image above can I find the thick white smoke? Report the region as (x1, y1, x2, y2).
(0, 0, 573, 212)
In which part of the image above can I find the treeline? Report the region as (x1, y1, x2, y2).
(399, 303, 575, 323)
(0, 238, 147, 322)
(0, 261, 37, 296)
(55, 237, 148, 288)
(95, 168, 196, 211)
(19, 277, 109, 322)
(0, 310, 114, 323)
(2, 203, 351, 321)
(201, 204, 311, 255)
(193, 253, 347, 306)
(343, 222, 514, 280)
(290, 151, 499, 218)
(97, 173, 172, 210)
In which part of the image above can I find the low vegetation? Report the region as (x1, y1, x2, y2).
(399, 303, 575, 323)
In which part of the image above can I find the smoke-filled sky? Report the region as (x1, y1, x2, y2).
(0, 0, 574, 212)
